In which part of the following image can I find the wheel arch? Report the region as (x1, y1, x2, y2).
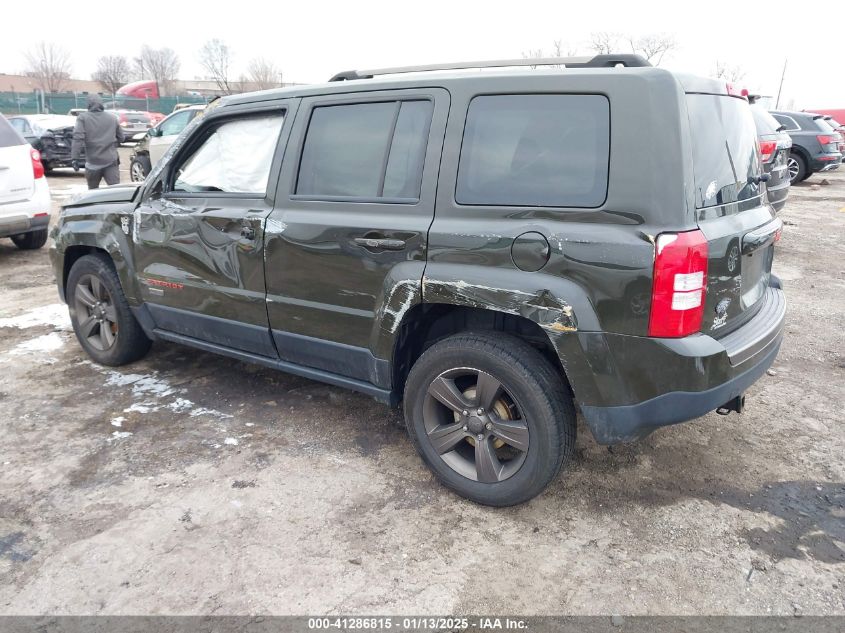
(391, 303, 576, 403)
(55, 210, 139, 304)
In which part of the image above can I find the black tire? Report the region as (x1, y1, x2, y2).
(67, 254, 152, 366)
(129, 155, 151, 182)
(787, 152, 807, 185)
(11, 229, 48, 250)
(403, 332, 576, 506)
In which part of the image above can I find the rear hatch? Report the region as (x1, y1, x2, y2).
(686, 92, 780, 337)
(0, 116, 35, 207)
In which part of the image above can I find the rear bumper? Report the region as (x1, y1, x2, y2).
(809, 154, 842, 172)
(0, 213, 50, 239)
(572, 283, 785, 444)
(0, 180, 51, 238)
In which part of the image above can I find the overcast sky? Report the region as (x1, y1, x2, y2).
(2, 0, 841, 109)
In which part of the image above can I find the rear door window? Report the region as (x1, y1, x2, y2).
(456, 94, 610, 208)
(687, 95, 761, 208)
(296, 100, 433, 201)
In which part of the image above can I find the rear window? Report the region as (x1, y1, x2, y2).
(0, 115, 26, 148)
(456, 94, 610, 208)
(814, 118, 836, 133)
(750, 107, 781, 134)
(686, 95, 761, 209)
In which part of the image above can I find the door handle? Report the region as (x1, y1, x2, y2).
(354, 237, 406, 250)
(240, 225, 256, 240)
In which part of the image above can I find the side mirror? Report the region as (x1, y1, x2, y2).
(148, 127, 160, 138)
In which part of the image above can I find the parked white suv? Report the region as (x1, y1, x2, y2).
(129, 105, 205, 181)
(0, 114, 51, 250)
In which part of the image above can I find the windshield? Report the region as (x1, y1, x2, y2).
(687, 94, 762, 209)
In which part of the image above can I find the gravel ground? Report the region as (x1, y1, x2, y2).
(0, 149, 843, 615)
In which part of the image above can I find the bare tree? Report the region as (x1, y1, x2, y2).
(552, 39, 581, 57)
(521, 41, 580, 68)
(628, 34, 676, 66)
(715, 60, 746, 83)
(134, 46, 180, 96)
(92, 55, 130, 94)
(589, 32, 620, 55)
(24, 42, 72, 93)
(199, 39, 233, 94)
(247, 57, 281, 91)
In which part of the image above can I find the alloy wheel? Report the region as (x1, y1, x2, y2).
(422, 367, 529, 483)
(787, 156, 800, 182)
(130, 162, 146, 182)
(73, 274, 119, 351)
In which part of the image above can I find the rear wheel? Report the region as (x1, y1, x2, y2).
(130, 155, 151, 182)
(787, 152, 807, 184)
(11, 229, 48, 250)
(404, 332, 576, 506)
(67, 254, 151, 366)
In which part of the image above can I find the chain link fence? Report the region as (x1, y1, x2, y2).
(0, 91, 209, 116)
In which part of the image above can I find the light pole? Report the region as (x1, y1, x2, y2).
(775, 58, 787, 109)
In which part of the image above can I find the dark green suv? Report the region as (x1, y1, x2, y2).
(49, 55, 786, 506)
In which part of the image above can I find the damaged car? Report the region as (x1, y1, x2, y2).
(50, 55, 785, 506)
(8, 114, 82, 172)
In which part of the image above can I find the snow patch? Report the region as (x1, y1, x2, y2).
(0, 304, 71, 330)
(110, 416, 125, 427)
(124, 403, 156, 414)
(8, 332, 65, 355)
(108, 431, 133, 441)
(223, 437, 239, 446)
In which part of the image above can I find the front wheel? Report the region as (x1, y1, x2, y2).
(130, 155, 151, 182)
(403, 332, 576, 506)
(11, 229, 48, 250)
(67, 254, 151, 366)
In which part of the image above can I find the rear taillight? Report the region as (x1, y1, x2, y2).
(31, 148, 44, 179)
(758, 140, 777, 163)
(817, 134, 842, 153)
(648, 230, 709, 338)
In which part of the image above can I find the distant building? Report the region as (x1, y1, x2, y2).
(0, 74, 102, 94)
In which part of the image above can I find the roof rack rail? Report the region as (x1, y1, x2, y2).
(329, 54, 651, 82)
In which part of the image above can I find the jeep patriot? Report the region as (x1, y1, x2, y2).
(50, 54, 786, 505)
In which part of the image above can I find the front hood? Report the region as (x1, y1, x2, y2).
(63, 184, 140, 208)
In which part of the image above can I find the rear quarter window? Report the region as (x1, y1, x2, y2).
(0, 115, 26, 148)
(456, 94, 610, 208)
(687, 95, 761, 208)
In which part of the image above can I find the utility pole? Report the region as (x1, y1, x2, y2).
(775, 58, 787, 109)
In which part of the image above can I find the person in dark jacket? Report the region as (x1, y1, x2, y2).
(71, 95, 125, 189)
